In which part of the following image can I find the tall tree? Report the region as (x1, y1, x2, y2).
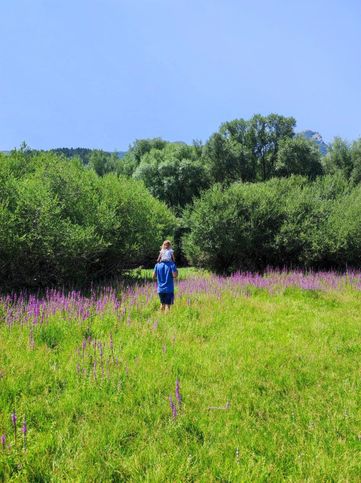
(276, 136, 323, 179)
(322, 137, 352, 178)
(247, 114, 296, 180)
(132, 142, 210, 213)
(120, 138, 167, 176)
(203, 113, 296, 184)
(350, 138, 361, 184)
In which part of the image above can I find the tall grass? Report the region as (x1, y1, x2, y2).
(0, 270, 360, 480)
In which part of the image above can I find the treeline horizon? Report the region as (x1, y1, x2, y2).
(1, 113, 361, 289)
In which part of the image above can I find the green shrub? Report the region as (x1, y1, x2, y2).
(183, 178, 294, 272)
(0, 150, 176, 289)
(183, 175, 353, 272)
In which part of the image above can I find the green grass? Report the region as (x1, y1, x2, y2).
(0, 284, 361, 481)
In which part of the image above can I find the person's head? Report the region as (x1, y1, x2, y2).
(161, 239, 172, 249)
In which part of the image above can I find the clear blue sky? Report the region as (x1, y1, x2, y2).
(1, 0, 360, 151)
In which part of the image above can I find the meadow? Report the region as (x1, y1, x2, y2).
(0, 269, 360, 481)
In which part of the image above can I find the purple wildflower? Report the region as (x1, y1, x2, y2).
(175, 379, 182, 407)
(169, 395, 177, 419)
(98, 341, 103, 358)
(11, 411, 17, 442)
(1, 434, 5, 449)
(22, 417, 27, 449)
(11, 411, 17, 427)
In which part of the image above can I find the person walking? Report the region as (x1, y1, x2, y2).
(153, 259, 178, 312)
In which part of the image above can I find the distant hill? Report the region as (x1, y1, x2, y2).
(49, 148, 126, 164)
(299, 130, 328, 156)
(0, 148, 127, 163)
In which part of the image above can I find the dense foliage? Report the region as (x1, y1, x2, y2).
(182, 175, 360, 273)
(0, 149, 175, 289)
(3, 112, 361, 284)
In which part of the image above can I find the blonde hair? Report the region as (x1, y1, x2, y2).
(161, 239, 172, 249)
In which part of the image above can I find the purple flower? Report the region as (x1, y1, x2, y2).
(169, 395, 177, 419)
(22, 417, 27, 449)
(22, 418, 27, 435)
(11, 411, 17, 442)
(11, 411, 17, 427)
(175, 379, 182, 407)
(1, 434, 5, 449)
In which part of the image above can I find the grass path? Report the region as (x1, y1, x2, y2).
(0, 282, 361, 481)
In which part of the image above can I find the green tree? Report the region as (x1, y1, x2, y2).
(248, 113, 296, 180)
(132, 142, 210, 212)
(203, 113, 296, 184)
(89, 150, 114, 176)
(120, 138, 168, 176)
(350, 138, 361, 184)
(275, 136, 323, 179)
(322, 137, 352, 177)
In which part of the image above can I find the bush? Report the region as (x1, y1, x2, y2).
(0, 150, 176, 289)
(183, 178, 295, 273)
(326, 184, 361, 267)
(183, 175, 353, 273)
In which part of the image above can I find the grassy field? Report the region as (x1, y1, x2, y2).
(0, 270, 361, 481)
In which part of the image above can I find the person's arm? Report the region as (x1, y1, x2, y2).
(172, 266, 178, 279)
(153, 264, 158, 281)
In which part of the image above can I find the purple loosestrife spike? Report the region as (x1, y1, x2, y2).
(1, 434, 5, 449)
(98, 342, 103, 358)
(175, 379, 182, 407)
(169, 396, 177, 419)
(11, 411, 17, 427)
(22, 417, 27, 449)
(11, 411, 17, 443)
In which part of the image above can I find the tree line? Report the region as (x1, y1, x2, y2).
(1, 113, 361, 288)
(80, 114, 361, 212)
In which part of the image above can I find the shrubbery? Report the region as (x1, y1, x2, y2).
(3, 111, 361, 286)
(182, 175, 355, 273)
(0, 150, 175, 289)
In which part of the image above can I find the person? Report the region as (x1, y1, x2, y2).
(153, 258, 178, 311)
(157, 240, 175, 263)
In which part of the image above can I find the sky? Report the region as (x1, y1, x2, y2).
(1, 0, 361, 151)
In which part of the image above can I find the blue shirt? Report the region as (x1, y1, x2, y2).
(154, 261, 177, 293)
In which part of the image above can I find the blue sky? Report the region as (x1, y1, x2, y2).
(1, 0, 360, 151)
